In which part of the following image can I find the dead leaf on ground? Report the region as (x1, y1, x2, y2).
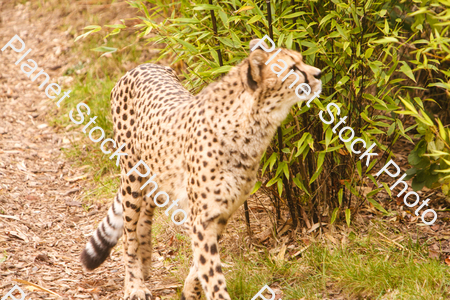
(445, 256, 450, 266)
(6, 230, 29, 242)
(429, 250, 440, 260)
(14, 279, 62, 297)
(64, 174, 88, 182)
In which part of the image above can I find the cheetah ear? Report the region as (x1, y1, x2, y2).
(249, 39, 270, 52)
(246, 49, 268, 90)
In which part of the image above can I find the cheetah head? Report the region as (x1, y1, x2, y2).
(240, 38, 322, 120)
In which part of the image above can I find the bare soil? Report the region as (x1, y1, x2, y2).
(0, 1, 180, 299)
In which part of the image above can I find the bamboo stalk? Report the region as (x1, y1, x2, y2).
(209, 0, 223, 66)
(290, 0, 300, 51)
(266, 0, 297, 227)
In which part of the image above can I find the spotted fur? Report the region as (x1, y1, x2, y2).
(81, 40, 322, 300)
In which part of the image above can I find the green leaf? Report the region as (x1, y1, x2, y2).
(105, 24, 126, 29)
(309, 166, 323, 184)
(316, 152, 326, 171)
(92, 46, 117, 57)
(283, 162, 290, 180)
(336, 76, 349, 86)
(251, 181, 262, 195)
(382, 182, 392, 197)
(247, 15, 262, 24)
(408, 150, 421, 165)
(277, 178, 283, 196)
(367, 187, 383, 197)
(398, 96, 418, 114)
(216, 37, 238, 48)
(174, 38, 197, 52)
(411, 177, 426, 191)
(211, 65, 232, 75)
(338, 188, 343, 206)
(367, 174, 378, 187)
(293, 176, 310, 195)
(262, 152, 277, 175)
(325, 127, 333, 150)
(413, 97, 424, 109)
(356, 161, 362, 177)
(419, 109, 435, 126)
(325, 145, 343, 153)
(345, 209, 351, 227)
(417, 140, 427, 157)
(282, 11, 307, 18)
(193, 4, 221, 10)
(75, 25, 102, 42)
(331, 208, 339, 225)
(235, 6, 254, 14)
(172, 18, 200, 24)
(286, 32, 293, 49)
(266, 177, 278, 187)
(335, 23, 349, 40)
(399, 62, 416, 82)
(387, 122, 395, 136)
(367, 198, 388, 214)
(319, 12, 337, 26)
(415, 156, 430, 169)
(373, 37, 399, 44)
(92, 46, 117, 53)
(437, 118, 448, 141)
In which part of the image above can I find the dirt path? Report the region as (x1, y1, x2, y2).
(0, 2, 178, 299)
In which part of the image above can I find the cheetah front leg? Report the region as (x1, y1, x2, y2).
(190, 216, 231, 300)
(181, 264, 202, 300)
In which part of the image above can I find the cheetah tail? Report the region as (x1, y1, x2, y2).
(80, 192, 124, 270)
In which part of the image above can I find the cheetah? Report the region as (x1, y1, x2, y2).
(80, 38, 322, 300)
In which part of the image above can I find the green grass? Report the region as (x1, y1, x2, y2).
(158, 225, 450, 300)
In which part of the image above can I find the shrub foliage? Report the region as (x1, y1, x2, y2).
(79, 0, 450, 228)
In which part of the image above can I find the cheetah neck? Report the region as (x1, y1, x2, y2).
(197, 71, 287, 168)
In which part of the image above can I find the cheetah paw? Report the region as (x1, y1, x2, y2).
(125, 287, 152, 300)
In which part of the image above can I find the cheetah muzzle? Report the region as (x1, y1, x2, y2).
(81, 39, 322, 300)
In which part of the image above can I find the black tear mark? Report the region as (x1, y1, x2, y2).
(299, 69, 309, 86)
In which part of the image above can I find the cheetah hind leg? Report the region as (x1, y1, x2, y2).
(137, 194, 156, 281)
(181, 264, 202, 300)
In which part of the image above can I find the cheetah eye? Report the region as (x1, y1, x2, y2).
(292, 65, 300, 72)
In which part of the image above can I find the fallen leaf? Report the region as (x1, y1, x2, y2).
(307, 222, 327, 234)
(276, 244, 287, 263)
(35, 253, 50, 263)
(17, 162, 27, 171)
(293, 245, 310, 257)
(14, 279, 61, 297)
(338, 148, 348, 155)
(7, 230, 29, 242)
(431, 225, 440, 231)
(255, 228, 272, 242)
(64, 174, 88, 182)
(325, 233, 338, 245)
(65, 200, 82, 207)
(429, 250, 440, 260)
(445, 256, 450, 266)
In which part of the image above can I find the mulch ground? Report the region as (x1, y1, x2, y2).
(0, 1, 180, 299)
(1, 1, 450, 300)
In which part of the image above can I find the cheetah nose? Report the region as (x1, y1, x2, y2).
(314, 71, 322, 80)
